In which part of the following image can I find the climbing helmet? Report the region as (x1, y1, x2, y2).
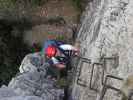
(45, 45, 57, 58)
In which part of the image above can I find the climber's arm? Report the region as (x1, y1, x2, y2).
(47, 57, 66, 69)
(59, 44, 80, 57)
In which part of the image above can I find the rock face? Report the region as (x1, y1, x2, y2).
(1, 0, 133, 100)
(0, 52, 64, 100)
(72, 0, 133, 100)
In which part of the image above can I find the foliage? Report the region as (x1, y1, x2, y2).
(0, 0, 15, 9)
(72, 0, 82, 12)
(30, 0, 44, 6)
(56, 35, 66, 41)
(0, 19, 31, 86)
(0, 0, 44, 9)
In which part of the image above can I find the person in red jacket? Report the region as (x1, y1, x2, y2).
(43, 39, 80, 100)
(42, 39, 80, 80)
(44, 39, 79, 70)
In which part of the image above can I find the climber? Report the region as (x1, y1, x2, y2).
(43, 39, 80, 100)
(43, 39, 79, 69)
(42, 39, 79, 79)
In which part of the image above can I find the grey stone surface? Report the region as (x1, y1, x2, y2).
(72, 0, 133, 100)
(0, 52, 64, 100)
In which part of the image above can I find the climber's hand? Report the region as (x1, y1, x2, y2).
(74, 50, 80, 56)
(55, 63, 65, 69)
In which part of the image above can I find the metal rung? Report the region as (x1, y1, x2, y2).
(77, 78, 87, 87)
(99, 75, 123, 100)
(103, 56, 119, 69)
(101, 56, 119, 85)
(103, 56, 119, 60)
(105, 75, 123, 81)
(76, 57, 91, 87)
(90, 62, 104, 92)
(76, 56, 91, 63)
(72, 56, 91, 72)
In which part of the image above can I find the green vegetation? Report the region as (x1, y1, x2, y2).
(0, 0, 44, 9)
(0, 0, 15, 9)
(56, 35, 66, 41)
(72, 0, 82, 12)
(27, 0, 42, 6)
(0, 20, 31, 86)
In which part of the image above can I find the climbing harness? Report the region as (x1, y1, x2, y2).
(90, 62, 104, 92)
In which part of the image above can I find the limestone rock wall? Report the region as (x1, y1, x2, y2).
(0, 52, 64, 100)
(72, 0, 133, 100)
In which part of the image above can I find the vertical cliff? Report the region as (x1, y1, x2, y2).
(72, 0, 133, 100)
